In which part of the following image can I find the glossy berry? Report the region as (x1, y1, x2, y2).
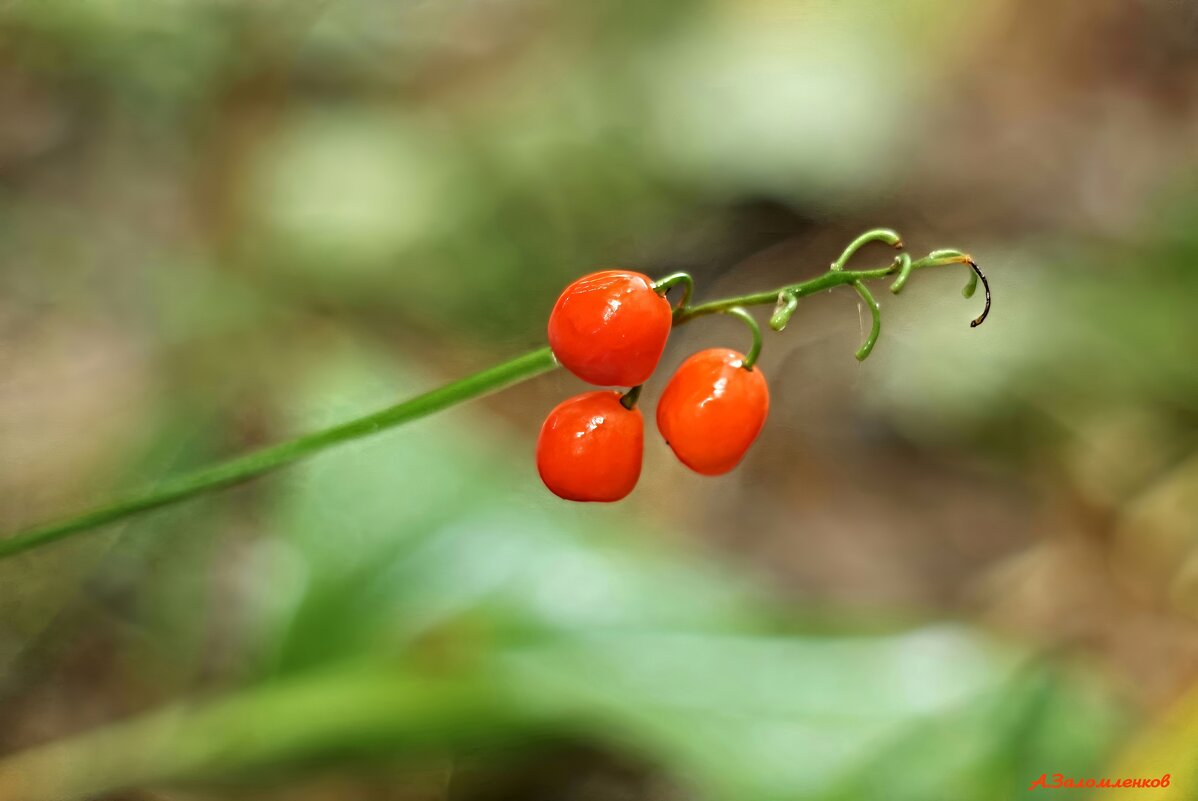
(537, 391, 643, 502)
(548, 270, 672, 387)
(656, 348, 769, 476)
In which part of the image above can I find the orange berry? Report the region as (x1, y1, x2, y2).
(537, 391, 643, 502)
(656, 348, 769, 476)
(548, 270, 672, 387)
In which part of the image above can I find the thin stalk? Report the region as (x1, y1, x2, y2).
(0, 248, 985, 560)
(0, 347, 559, 559)
(674, 265, 894, 322)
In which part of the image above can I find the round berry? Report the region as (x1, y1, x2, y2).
(656, 348, 769, 476)
(548, 270, 672, 387)
(537, 391, 643, 502)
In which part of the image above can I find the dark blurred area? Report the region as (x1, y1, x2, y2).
(2, 0, 1198, 799)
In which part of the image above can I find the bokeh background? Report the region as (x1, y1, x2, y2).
(2, 0, 1198, 798)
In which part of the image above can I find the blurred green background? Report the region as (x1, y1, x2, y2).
(1, 0, 1197, 798)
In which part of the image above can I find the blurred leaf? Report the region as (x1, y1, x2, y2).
(498, 628, 1124, 801)
(0, 626, 1125, 801)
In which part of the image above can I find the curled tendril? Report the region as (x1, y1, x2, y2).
(963, 261, 991, 325)
(923, 249, 991, 327)
(953, 259, 991, 328)
(888, 252, 915, 294)
(851, 280, 881, 361)
(832, 228, 903, 272)
(720, 306, 763, 370)
(661, 231, 986, 365)
(965, 261, 990, 327)
(770, 290, 799, 332)
(653, 272, 694, 310)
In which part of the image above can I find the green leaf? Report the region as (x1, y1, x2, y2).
(494, 627, 1123, 801)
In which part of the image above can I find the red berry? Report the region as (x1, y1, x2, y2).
(656, 348, 769, 476)
(548, 270, 672, 387)
(537, 391, 643, 502)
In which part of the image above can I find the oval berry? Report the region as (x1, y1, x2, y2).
(537, 390, 643, 502)
(548, 270, 672, 387)
(656, 348, 769, 476)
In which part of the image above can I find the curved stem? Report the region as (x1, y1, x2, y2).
(888, 252, 915, 294)
(831, 228, 902, 272)
(720, 307, 762, 369)
(852, 281, 882, 361)
(0, 238, 989, 560)
(917, 249, 991, 327)
(967, 261, 991, 327)
(652, 272, 694, 309)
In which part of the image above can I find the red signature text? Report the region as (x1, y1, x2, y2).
(1029, 773, 1171, 790)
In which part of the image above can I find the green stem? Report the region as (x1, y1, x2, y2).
(652, 271, 694, 309)
(0, 246, 984, 560)
(719, 307, 763, 369)
(0, 347, 559, 559)
(852, 280, 882, 361)
(674, 264, 892, 322)
(831, 228, 902, 272)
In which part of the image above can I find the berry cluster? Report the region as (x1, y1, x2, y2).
(537, 270, 769, 502)
(533, 230, 992, 503)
